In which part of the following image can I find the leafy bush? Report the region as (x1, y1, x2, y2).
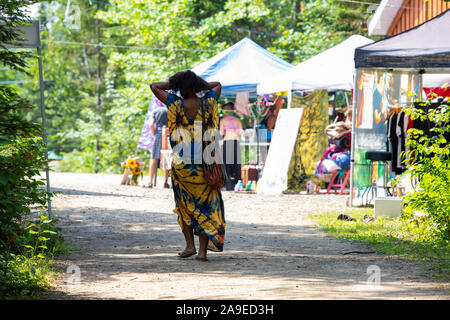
(0, 215, 64, 299)
(0, 0, 50, 251)
(0, 253, 53, 299)
(0, 0, 64, 299)
(402, 97, 450, 241)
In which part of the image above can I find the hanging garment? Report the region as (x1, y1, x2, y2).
(287, 89, 329, 189)
(395, 110, 406, 174)
(235, 91, 250, 116)
(387, 112, 400, 174)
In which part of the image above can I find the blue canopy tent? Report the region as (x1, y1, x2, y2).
(192, 37, 292, 97)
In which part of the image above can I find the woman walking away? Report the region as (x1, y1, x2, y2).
(150, 70, 224, 262)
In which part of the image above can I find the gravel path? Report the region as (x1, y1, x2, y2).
(42, 172, 449, 300)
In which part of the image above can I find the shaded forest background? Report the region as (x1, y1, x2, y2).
(3, 0, 379, 173)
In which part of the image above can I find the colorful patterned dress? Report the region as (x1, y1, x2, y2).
(167, 90, 225, 252)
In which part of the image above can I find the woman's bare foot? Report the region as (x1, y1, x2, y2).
(179, 225, 195, 258)
(178, 247, 197, 258)
(196, 234, 209, 261)
(195, 254, 208, 261)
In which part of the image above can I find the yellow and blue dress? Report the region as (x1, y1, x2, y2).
(167, 90, 225, 252)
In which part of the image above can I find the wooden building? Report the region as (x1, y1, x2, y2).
(368, 0, 450, 36)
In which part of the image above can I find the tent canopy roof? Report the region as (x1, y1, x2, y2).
(355, 9, 450, 69)
(191, 37, 292, 97)
(257, 35, 374, 94)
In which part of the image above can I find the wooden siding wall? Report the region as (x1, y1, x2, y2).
(387, 0, 450, 36)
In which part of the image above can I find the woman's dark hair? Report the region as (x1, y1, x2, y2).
(223, 102, 234, 110)
(335, 107, 347, 122)
(169, 70, 209, 93)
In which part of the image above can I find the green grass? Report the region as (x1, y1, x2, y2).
(310, 208, 450, 281)
(0, 254, 56, 300)
(0, 216, 72, 300)
(0, 243, 73, 300)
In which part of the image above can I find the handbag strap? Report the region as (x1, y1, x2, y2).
(200, 96, 206, 154)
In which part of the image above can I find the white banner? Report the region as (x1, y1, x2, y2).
(257, 108, 304, 195)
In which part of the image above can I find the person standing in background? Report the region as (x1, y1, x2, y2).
(261, 102, 277, 132)
(144, 104, 170, 188)
(219, 102, 243, 190)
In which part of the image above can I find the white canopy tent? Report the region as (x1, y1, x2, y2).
(256, 35, 374, 99)
(422, 73, 450, 88)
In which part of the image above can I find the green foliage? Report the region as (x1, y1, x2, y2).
(22, 214, 60, 258)
(0, 130, 48, 242)
(0, 1, 49, 254)
(0, 0, 64, 299)
(0, 87, 48, 232)
(33, 1, 109, 172)
(0, 253, 53, 299)
(0, 214, 65, 299)
(402, 98, 450, 241)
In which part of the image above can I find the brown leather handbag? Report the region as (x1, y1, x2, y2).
(200, 98, 228, 189)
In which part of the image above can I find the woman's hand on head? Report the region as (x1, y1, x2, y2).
(207, 81, 221, 99)
(150, 81, 171, 105)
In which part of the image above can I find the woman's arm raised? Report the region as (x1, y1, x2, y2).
(150, 81, 171, 105)
(207, 81, 221, 100)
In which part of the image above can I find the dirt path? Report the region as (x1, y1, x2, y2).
(42, 172, 449, 300)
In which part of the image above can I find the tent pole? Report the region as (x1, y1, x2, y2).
(419, 70, 424, 100)
(344, 90, 350, 107)
(37, 46, 52, 216)
(349, 70, 358, 208)
(287, 88, 292, 109)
